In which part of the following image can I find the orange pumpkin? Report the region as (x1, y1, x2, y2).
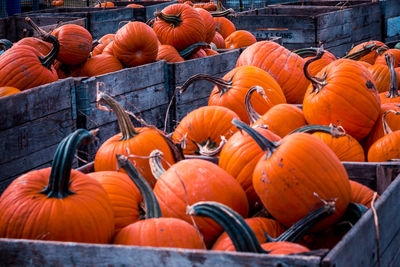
(196, 8, 216, 44)
(80, 54, 122, 77)
(347, 40, 387, 64)
(0, 86, 20, 97)
(212, 31, 225, 49)
(156, 44, 184, 62)
(350, 180, 378, 208)
(95, 1, 115, 7)
(375, 49, 400, 67)
(92, 34, 115, 56)
(214, 17, 235, 39)
(15, 37, 52, 56)
(225, 30, 257, 49)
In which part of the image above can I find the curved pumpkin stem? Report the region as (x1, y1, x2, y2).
(155, 11, 183, 27)
(179, 42, 208, 59)
(0, 39, 13, 52)
(303, 48, 328, 94)
(244, 86, 270, 125)
(179, 73, 232, 95)
(193, 137, 227, 156)
(343, 43, 378, 61)
(187, 201, 266, 253)
(97, 93, 139, 140)
(385, 53, 400, 99)
(149, 149, 166, 180)
(290, 124, 346, 138)
(41, 129, 96, 198)
(117, 154, 162, 219)
(293, 47, 319, 58)
(382, 110, 400, 135)
(232, 118, 279, 159)
(210, 8, 235, 17)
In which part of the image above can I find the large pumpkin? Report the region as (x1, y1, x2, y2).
(15, 37, 53, 56)
(195, 8, 216, 44)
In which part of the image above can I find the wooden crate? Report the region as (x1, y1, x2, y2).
(0, 15, 86, 42)
(228, 1, 381, 57)
(74, 61, 169, 164)
(380, 0, 400, 43)
(113, 1, 178, 23)
(0, 78, 77, 193)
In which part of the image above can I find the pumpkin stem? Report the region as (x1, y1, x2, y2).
(303, 48, 328, 94)
(97, 92, 139, 140)
(117, 154, 162, 219)
(41, 129, 96, 198)
(193, 137, 227, 156)
(155, 11, 183, 28)
(179, 42, 208, 59)
(149, 150, 166, 180)
(244, 86, 270, 125)
(187, 201, 267, 253)
(0, 39, 13, 52)
(385, 53, 400, 99)
(382, 110, 400, 135)
(179, 73, 232, 96)
(293, 47, 320, 58)
(232, 118, 279, 158)
(343, 43, 378, 61)
(210, 8, 235, 17)
(267, 199, 336, 243)
(290, 124, 346, 138)
(25, 17, 60, 70)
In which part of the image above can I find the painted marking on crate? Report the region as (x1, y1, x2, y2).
(387, 16, 400, 37)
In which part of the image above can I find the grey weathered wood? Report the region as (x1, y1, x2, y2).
(322, 175, 400, 267)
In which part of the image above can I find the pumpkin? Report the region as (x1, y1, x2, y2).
(379, 53, 400, 104)
(303, 50, 381, 140)
(294, 47, 336, 76)
(368, 61, 393, 93)
(212, 31, 225, 49)
(291, 125, 365, 162)
(92, 34, 115, 56)
(214, 17, 235, 39)
(156, 44, 184, 62)
(0, 22, 59, 91)
(54, 60, 81, 78)
(80, 54, 123, 77)
(225, 30, 257, 49)
(251, 104, 306, 138)
(350, 180, 378, 208)
(153, 159, 249, 247)
(113, 21, 158, 67)
(196, 8, 216, 44)
(368, 110, 400, 162)
(94, 93, 176, 188)
(88, 171, 142, 233)
(102, 41, 115, 55)
(15, 37, 52, 56)
(0, 129, 115, 243)
(375, 49, 400, 67)
(236, 41, 309, 104)
(126, 4, 144, 8)
(219, 125, 281, 213)
(153, 4, 206, 51)
(233, 119, 351, 231)
(347, 41, 387, 64)
(171, 105, 239, 155)
(0, 87, 20, 97)
(204, 48, 218, 56)
(51, 0, 64, 6)
(188, 48, 207, 59)
(113, 156, 205, 249)
(95, 1, 115, 7)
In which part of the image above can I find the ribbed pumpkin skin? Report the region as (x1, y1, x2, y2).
(212, 32, 226, 49)
(0, 168, 114, 243)
(80, 54, 123, 77)
(253, 133, 351, 230)
(153, 4, 206, 51)
(311, 132, 365, 162)
(113, 22, 158, 67)
(365, 103, 400, 149)
(379, 68, 400, 104)
(208, 66, 286, 124)
(348, 40, 386, 64)
(188, 48, 207, 59)
(126, 3, 143, 8)
(153, 159, 249, 247)
(375, 49, 400, 67)
(52, 24, 92, 66)
(236, 41, 309, 104)
(87, 171, 142, 233)
(15, 37, 52, 56)
(196, 8, 216, 44)
(204, 48, 218, 56)
(156, 44, 184, 62)
(214, 17, 236, 39)
(252, 104, 306, 138)
(368, 131, 400, 162)
(0, 45, 58, 91)
(113, 217, 205, 248)
(102, 41, 115, 56)
(225, 30, 257, 49)
(303, 59, 380, 140)
(262, 241, 310, 255)
(304, 51, 336, 76)
(368, 64, 392, 93)
(212, 217, 286, 251)
(94, 129, 176, 188)
(172, 106, 239, 155)
(0, 86, 20, 97)
(92, 34, 115, 56)
(350, 180, 377, 208)
(219, 127, 281, 212)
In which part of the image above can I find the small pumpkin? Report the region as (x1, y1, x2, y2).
(95, 1, 115, 7)
(225, 30, 257, 49)
(375, 49, 400, 67)
(92, 34, 115, 56)
(0, 87, 20, 97)
(51, 0, 64, 6)
(212, 31, 226, 49)
(347, 41, 387, 64)
(214, 17, 235, 39)
(80, 54, 123, 77)
(350, 180, 378, 208)
(156, 44, 184, 62)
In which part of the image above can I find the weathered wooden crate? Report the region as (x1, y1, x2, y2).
(0, 15, 86, 42)
(228, 1, 381, 56)
(74, 61, 169, 163)
(379, 0, 400, 43)
(0, 78, 77, 193)
(113, 1, 178, 22)
(0, 161, 399, 266)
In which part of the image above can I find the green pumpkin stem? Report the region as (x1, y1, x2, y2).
(290, 124, 346, 138)
(385, 53, 400, 99)
(41, 129, 96, 198)
(303, 48, 328, 94)
(179, 42, 208, 59)
(117, 154, 162, 219)
(179, 73, 232, 95)
(155, 11, 183, 27)
(25, 17, 60, 70)
(343, 43, 378, 61)
(244, 86, 270, 125)
(187, 201, 266, 253)
(210, 8, 235, 17)
(232, 118, 279, 159)
(97, 93, 138, 140)
(293, 47, 319, 58)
